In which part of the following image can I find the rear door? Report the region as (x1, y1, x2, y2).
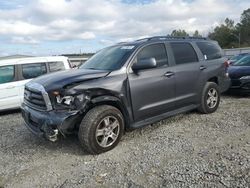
(128, 43, 176, 121)
(0, 65, 20, 110)
(169, 42, 202, 108)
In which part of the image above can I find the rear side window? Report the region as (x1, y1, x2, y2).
(170, 42, 198, 65)
(137, 43, 168, 67)
(0, 65, 15, 84)
(48, 61, 65, 72)
(196, 42, 222, 60)
(22, 63, 47, 79)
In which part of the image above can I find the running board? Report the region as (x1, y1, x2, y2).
(130, 104, 198, 129)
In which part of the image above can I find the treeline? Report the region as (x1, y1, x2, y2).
(168, 8, 250, 49)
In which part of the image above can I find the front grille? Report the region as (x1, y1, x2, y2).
(24, 87, 47, 111)
(242, 83, 250, 90)
(24, 82, 53, 111)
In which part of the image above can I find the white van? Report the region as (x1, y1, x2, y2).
(0, 56, 71, 111)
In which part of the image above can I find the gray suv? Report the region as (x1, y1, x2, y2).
(21, 36, 230, 154)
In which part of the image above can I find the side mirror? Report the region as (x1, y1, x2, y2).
(132, 57, 157, 71)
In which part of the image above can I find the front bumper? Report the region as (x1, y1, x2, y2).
(21, 103, 80, 141)
(230, 78, 250, 93)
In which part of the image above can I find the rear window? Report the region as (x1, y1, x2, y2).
(196, 42, 222, 60)
(48, 61, 65, 72)
(22, 63, 47, 79)
(170, 42, 198, 65)
(0, 65, 15, 84)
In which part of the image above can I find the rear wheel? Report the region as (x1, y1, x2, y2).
(78, 105, 124, 154)
(198, 82, 220, 114)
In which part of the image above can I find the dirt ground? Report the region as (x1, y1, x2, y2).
(0, 95, 249, 188)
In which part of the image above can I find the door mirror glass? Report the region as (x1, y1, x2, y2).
(132, 58, 157, 71)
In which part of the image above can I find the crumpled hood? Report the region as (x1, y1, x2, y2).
(31, 69, 110, 91)
(228, 66, 250, 79)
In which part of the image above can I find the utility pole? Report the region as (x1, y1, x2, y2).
(238, 32, 241, 48)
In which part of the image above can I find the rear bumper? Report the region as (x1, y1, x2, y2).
(219, 77, 231, 93)
(21, 103, 81, 141)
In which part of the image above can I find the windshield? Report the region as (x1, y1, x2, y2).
(230, 55, 244, 61)
(80, 45, 135, 71)
(233, 55, 250, 66)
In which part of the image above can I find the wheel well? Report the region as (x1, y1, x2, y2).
(208, 77, 218, 84)
(83, 100, 130, 129)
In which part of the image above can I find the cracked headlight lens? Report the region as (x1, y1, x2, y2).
(56, 95, 74, 105)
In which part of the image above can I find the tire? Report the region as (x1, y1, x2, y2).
(198, 82, 220, 114)
(78, 105, 124, 154)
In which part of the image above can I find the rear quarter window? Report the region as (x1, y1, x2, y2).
(48, 61, 65, 72)
(0, 65, 15, 84)
(196, 42, 222, 60)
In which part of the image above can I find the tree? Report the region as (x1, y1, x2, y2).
(236, 8, 250, 46)
(208, 8, 250, 48)
(208, 18, 238, 48)
(170, 29, 189, 37)
(193, 30, 202, 37)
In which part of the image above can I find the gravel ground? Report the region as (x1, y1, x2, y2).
(0, 95, 250, 188)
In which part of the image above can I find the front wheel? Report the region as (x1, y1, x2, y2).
(78, 105, 124, 154)
(198, 82, 220, 114)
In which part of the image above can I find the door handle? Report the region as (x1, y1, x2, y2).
(6, 85, 15, 89)
(200, 66, 207, 71)
(164, 72, 175, 77)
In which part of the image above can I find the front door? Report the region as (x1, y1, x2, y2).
(128, 43, 176, 122)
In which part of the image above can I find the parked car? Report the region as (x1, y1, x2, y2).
(21, 36, 230, 154)
(228, 55, 250, 94)
(227, 53, 249, 65)
(0, 56, 71, 111)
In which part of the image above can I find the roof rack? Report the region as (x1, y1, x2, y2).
(135, 36, 208, 42)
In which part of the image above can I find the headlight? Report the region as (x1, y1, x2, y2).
(240, 76, 250, 80)
(56, 95, 74, 105)
(55, 94, 85, 106)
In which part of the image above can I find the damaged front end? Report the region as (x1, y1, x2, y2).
(21, 103, 81, 142)
(21, 82, 87, 142)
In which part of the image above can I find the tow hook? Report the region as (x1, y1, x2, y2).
(47, 129, 59, 142)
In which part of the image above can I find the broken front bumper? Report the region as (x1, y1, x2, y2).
(21, 103, 80, 142)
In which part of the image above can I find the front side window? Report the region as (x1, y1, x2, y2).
(0, 65, 15, 84)
(22, 63, 47, 79)
(48, 61, 65, 72)
(196, 42, 222, 60)
(136, 43, 168, 67)
(171, 42, 198, 65)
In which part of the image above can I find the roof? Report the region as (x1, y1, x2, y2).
(0, 56, 68, 66)
(0, 54, 33, 60)
(119, 36, 211, 46)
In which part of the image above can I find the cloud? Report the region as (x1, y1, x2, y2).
(11, 36, 40, 44)
(0, 0, 249, 54)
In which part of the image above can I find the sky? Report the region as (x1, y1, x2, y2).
(0, 0, 249, 56)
